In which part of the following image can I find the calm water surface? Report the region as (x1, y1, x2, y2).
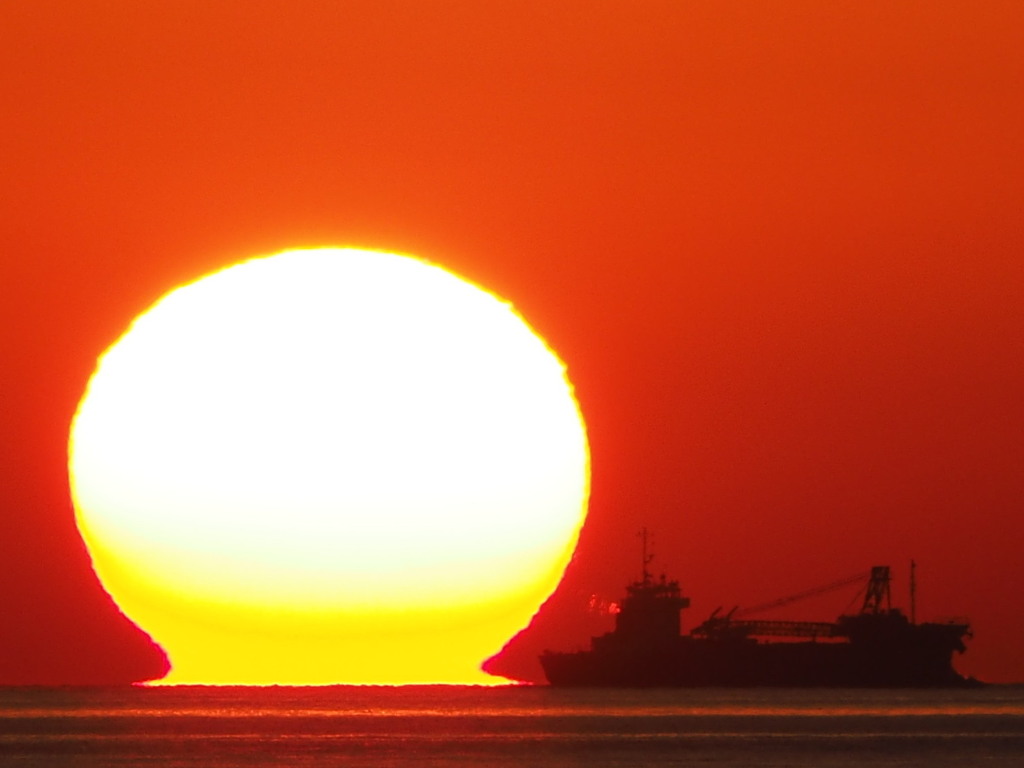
(1, 685, 1022, 767)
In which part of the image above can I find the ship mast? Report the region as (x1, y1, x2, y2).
(639, 527, 654, 585)
(910, 560, 917, 625)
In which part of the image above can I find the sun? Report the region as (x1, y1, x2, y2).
(68, 247, 590, 685)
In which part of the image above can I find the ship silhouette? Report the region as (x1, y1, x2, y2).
(540, 531, 974, 687)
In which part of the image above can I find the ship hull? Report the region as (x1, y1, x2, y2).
(540, 635, 971, 688)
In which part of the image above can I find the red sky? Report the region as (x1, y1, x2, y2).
(2, 1, 1023, 684)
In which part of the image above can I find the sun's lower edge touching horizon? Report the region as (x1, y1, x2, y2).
(68, 247, 590, 685)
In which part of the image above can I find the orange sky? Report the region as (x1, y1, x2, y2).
(2, 1, 1023, 684)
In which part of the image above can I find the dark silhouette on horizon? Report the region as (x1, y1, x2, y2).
(541, 532, 974, 687)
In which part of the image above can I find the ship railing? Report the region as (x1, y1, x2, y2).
(692, 618, 839, 640)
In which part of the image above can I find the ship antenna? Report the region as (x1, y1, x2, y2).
(639, 527, 654, 585)
(910, 559, 917, 625)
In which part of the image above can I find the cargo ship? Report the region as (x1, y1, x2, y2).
(540, 533, 973, 687)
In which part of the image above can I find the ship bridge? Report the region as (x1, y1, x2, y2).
(616, 572, 690, 639)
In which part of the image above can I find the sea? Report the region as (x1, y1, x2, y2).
(1, 685, 1023, 767)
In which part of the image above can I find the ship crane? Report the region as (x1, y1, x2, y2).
(732, 570, 871, 619)
(692, 569, 885, 640)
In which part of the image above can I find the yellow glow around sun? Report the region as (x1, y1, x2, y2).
(68, 247, 589, 685)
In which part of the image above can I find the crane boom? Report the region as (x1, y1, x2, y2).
(733, 571, 869, 618)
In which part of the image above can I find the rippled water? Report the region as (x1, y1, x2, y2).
(2, 685, 1023, 766)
